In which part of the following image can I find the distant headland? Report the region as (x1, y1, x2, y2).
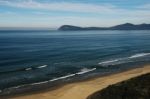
(58, 23, 150, 31)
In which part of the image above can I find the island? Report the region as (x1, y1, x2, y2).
(58, 23, 150, 31)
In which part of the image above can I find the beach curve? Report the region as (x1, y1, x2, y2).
(3, 65, 150, 99)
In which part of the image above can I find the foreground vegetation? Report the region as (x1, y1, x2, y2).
(88, 73, 150, 99)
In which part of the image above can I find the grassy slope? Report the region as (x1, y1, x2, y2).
(88, 73, 150, 99)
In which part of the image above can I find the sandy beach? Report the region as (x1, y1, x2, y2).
(3, 65, 150, 99)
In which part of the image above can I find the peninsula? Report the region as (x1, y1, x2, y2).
(58, 23, 150, 31)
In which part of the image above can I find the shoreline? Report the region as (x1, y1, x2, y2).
(2, 65, 150, 99)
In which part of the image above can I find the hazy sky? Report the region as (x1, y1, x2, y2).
(0, 0, 150, 28)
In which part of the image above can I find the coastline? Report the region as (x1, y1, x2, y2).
(2, 65, 150, 99)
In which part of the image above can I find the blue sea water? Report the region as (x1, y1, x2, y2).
(0, 30, 150, 91)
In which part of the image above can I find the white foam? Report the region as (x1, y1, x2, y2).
(98, 53, 150, 67)
(3, 67, 96, 91)
(76, 68, 96, 75)
(98, 59, 119, 65)
(31, 81, 49, 85)
(8, 84, 25, 90)
(25, 67, 32, 71)
(37, 65, 48, 69)
(129, 53, 150, 59)
(8, 81, 49, 89)
(49, 74, 76, 82)
(98, 58, 125, 66)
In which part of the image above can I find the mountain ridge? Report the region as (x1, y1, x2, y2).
(58, 23, 150, 31)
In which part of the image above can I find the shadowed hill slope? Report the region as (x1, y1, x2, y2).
(88, 73, 150, 99)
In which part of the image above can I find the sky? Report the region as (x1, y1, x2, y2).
(0, 0, 150, 29)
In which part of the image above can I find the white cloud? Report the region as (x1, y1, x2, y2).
(0, 0, 150, 16)
(0, 0, 118, 13)
(0, 0, 149, 16)
(0, 0, 150, 27)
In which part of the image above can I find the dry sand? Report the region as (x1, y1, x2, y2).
(4, 65, 150, 99)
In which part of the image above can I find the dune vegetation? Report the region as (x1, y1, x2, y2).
(88, 73, 150, 99)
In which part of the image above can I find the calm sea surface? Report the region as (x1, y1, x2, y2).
(0, 30, 150, 90)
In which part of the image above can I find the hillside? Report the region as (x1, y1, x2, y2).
(88, 73, 150, 99)
(58, 23, 150, 31)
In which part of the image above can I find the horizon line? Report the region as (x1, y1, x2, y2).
(0, 22, 150, 30)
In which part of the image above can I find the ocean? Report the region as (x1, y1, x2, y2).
(0, 30, 150, 93)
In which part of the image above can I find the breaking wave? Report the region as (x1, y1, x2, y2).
(49, 74, 76, 82)
(0, 65, 48, 74)
(76, 68, 96, 75)
(0, 67, 97, 92)
(129, 53, 150, 59)
(49, 68, 96, 81)
(36, 65, 48, 69)
(98, 53, 150, 67)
